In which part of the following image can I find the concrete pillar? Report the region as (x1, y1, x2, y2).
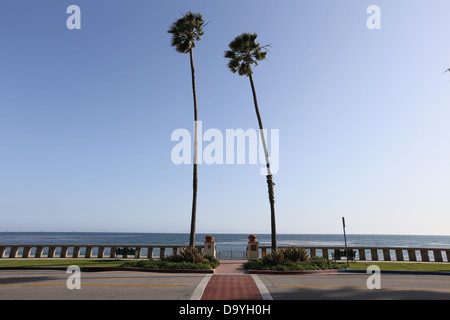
(48, 247, 56, 258)
(9, 246, 18, 258)
(110, 247, 116, 259)
(35, 246, 44, 258)
(160, 247, 166, 259)
(434, 250, 443, 262)
(408, 249, 417, 261)
(97, 247, 105, 258)
(382, 249, 391, 261)
(136, 247, 142, 259)
(60, 246, 68, 258)
(147, 247, 154, 259)
(204, 241, 216, 257)
(358, 249, 366, 261)
(322, 248, 329, 259)
(370, 249, 378, 261)
(420, 249, 430, 262)
(73, 246, 80, 258)
(22, 246, 31, 258)
(85, 247, 92, 258)
(247, 241, 259, 260)
(395, 249, 404, 261)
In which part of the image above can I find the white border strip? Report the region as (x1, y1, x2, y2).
(190, 274, 213, 300)
(251, 274, 273, 300)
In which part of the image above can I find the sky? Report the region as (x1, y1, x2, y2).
(1, 0, 450, 235)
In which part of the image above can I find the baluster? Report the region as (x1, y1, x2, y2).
(407, 249, 417, 261)
(433, 250, 443, 262)
(48, 246, 56, 258)
(395, 249, 404, 261)
(420, 249, 430, 262)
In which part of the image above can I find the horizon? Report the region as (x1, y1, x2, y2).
(1, 231, 450, 237)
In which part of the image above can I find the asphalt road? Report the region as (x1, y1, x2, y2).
(1, 269, 450, 300)
(257, 273, 450, 300)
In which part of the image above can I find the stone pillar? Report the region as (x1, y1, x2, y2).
(73, 246, 80, 258)
(434, 250, 443, 262)
(370, 249, 379, 261)
(358, 248, 366, 261)
(247, 241, 259, 260)
(110, 247, 116, 259)
(9, 246, 18, 258)
(382, 249, 391, 261)
(159, 247, 166, 259)
(204, 241, 216, 257)
(60, 246, 68, 258)
(395, 249, 404, 261)
(420, 249, 430, 262)
(85, 246, 92, 258)
(22, 246, 32, 258)
(408, 249, 417, 261)
(48, 247, 56, 258)
(97, 246, 105, 258)
(35, 246, 44, 258)
(320, 248, 328, 259)
(147, 247, 154, 259)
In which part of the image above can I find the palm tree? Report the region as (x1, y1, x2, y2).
(168, 12, 205, 248)
(224, 32, 277, 250)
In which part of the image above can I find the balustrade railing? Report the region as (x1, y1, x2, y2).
(1, 244, 449, 262)
(0, 245, 204, 259)
(259, 246, 450, 262)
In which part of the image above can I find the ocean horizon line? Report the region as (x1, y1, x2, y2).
(1, 231, 449, 237)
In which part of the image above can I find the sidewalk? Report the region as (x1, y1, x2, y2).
(200, 260, 264, 300)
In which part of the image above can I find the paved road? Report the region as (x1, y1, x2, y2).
(1, 269, 450, 300)
(257, 273, 450, 300)
(0, 269, 206, 300)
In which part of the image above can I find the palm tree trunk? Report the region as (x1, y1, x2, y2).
(249, 72, 277, 250)
(189, 48, 198, 248)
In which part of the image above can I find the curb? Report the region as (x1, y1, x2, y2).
(248, 269, 450, 276)
(0, 266, 215, 274)
(248, 269, 339, 275)
(338, 269, 450, 276)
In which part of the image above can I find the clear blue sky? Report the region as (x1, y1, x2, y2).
(1, 0, 449, 235)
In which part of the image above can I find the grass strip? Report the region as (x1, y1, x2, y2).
(336, 261, 450, 272)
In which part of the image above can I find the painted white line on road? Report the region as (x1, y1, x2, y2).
(190, 274, 213, 300)
(251, 274, 273, 300)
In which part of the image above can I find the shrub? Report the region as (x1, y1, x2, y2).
(204, 254, 220, 268)
(262, 249, 285, 265)
(283, 247, 309, 262)
(170, 247, 206, 264)
(245, 247, 339, 271)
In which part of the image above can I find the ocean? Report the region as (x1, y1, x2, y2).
(1, 232, 450, 251)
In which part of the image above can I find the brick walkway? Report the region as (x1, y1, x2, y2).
(201, 260, 263, 300)
(214, 260, 248, 274)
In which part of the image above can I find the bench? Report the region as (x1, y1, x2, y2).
(332, 249, 356, 262)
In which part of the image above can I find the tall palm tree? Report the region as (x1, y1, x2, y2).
(224, 32, 277, 250)
(168, 12, 205, 248)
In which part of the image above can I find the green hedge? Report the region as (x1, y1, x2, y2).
(245, 257, 339, 271)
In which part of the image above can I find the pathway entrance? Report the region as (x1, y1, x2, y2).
(200, 260, 265, 300)
(214, 260, 247, 274)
